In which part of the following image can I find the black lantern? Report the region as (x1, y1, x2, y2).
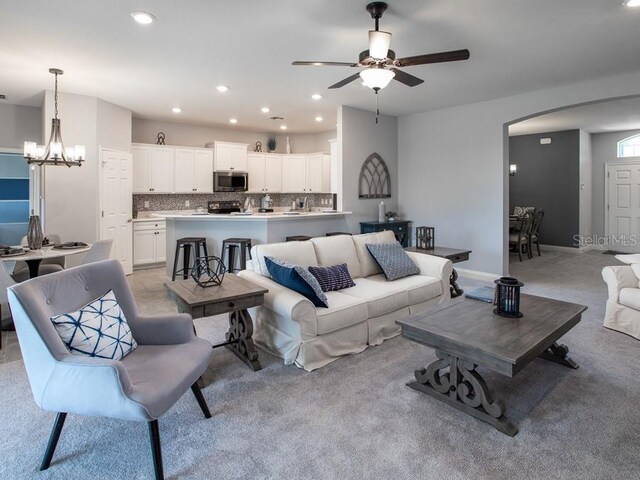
(190, 256, 226, 288)
(416, 226, 435, 250)
(493, 277, 524, 318)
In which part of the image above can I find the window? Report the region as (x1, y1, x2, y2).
(617, 134, 640, 158)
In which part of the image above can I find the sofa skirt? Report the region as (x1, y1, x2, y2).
(604, 301, 640, 340)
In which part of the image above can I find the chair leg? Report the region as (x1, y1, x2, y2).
(172, 244, 181, 281)
(536, 240, 541, 256)
(148, 420, 164, 480)
(518, 243, 523, 262)
(191, 383, 212, 419)
(40, 412, 67, 471)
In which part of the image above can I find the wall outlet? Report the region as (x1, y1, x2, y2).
(185, 200, 190, 207)
(144, 201, 149, 208)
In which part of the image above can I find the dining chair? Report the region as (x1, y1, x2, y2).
(81, 239, 113, 264)
(529, 210, 545, 257)
(509, 211, 534, 261)
(0, 261, 18, 350)
(7, 259, 213, 479)
(13, 234, 66, 282)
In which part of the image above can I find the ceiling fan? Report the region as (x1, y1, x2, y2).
(292, 2, 470, 92)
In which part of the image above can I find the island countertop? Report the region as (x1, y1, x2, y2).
(155, 211, 351, 221)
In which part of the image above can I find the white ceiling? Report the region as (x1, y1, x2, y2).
(1, 1, 640, 133)
(509, 97, 640, 135)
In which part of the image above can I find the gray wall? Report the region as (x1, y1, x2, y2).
(132, 117, 335, 154)
(0, 103, 42, 149)
(339, 106, 398, 233)
(591, 128, 640, 238)
(509, 130, 580, 247)
(398, 69, 640, 276)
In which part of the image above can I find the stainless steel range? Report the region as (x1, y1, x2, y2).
(207, 200, 242, 214)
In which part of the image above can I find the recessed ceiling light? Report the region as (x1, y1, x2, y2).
(280, 125, 288, 130)
(623, 0, 640, 6)
(315, 116, 324, 122)
(261, 107, 270, 113)
(171, 107, 182, 114)
(216, 85, 229, 93)
(311, 94, 322, 100)
(130, 11, 156, 24)
(229, 118, 238, 124)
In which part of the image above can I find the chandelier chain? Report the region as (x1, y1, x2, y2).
(54, 72, 59, 120)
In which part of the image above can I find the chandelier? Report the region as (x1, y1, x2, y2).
(23, 68, 85, 167)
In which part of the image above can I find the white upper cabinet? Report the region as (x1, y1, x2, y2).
(247, 153, 266, 192)
(132, 144, 174, 193)
(265, 154, 283, 192)
(322, 154, 332, 193)
(305, 154, 323, 193)
(132, 145, 151, 193)
(174, 149, 196, 193)
(193, 150, 214, 193)
(214, 141, 248, 171)
(174, 148, 213, 193)
(283, 155, 307, 192)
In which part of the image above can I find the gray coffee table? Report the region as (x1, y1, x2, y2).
(397, 294, 587, 436)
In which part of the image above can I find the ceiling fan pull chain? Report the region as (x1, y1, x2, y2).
(375, 89, 380, 124)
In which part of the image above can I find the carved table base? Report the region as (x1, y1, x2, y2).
(408, 351, 518, 436)
(224, 308, 262, 371)
(539, 342, 578, 369)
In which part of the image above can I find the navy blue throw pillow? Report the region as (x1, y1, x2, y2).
(264, 257, 328, 308)
(366, 242, 420, 281)
(308, 264, 356, 292)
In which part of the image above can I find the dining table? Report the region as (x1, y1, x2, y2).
(0, 244, 92, 279)
(509, 215, 523, 231)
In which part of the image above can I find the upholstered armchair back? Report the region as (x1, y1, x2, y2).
(7, 260, 138, 405)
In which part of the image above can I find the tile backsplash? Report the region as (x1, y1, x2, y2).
(133, 193, 334, 217)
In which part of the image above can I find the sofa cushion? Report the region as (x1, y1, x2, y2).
(316, 291, 369, 335)
(366, 273, 442, 306)
(50, 289, 137, 360)
(253, 241, 318, 278)
(366, 242, 420, 281)
(352, 230, 397, 277)
(264, 257, 328, 308)
(341, 277, 408, 318)
(308, 263, 356, 292)
(311, 235, 362, 279)
(619, 288, 640, 311)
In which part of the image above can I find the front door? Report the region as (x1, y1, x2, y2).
(100, 148, 133, 274)
(607, 162, 640, 253)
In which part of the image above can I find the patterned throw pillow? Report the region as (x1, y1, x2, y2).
(308, 264, 356, 292)
(50, 290, 138, 360)
(264, 257, 328, 308)
(366, 242, 420, 281)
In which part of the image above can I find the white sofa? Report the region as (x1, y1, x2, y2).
(602, 265, 640, 340)
(237, 231, 453, 371)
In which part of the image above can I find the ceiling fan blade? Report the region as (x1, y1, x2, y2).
(329, 73, 362, 89)
(395, 49, 470, 67)
(369, 30, 391, 59)
(292, 61, 358, 67)
(390, 68, 424, 87)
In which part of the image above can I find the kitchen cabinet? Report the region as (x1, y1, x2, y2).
(248, 153, 282, 192)
(283, 155, 307, 192)
(214, 141, 248, 171)
(132, 144, 174, 193)
(133, 219, 166, 266)
(174, 148, 213, 193)
(305, 154, 323, 193)
(322, 154, 332, 193)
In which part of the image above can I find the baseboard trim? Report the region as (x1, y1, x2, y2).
(456, 268, 500, 282)
(539, 244, 588, 254)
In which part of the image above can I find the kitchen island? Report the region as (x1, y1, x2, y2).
(157, 211, 351, 279)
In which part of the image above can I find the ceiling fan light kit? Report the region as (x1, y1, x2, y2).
(360, 67, 395, 90)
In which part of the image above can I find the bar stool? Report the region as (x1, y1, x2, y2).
(285, 235, 312, 242)
(222, 238, 252, 273)
(325, 232, 352, 237)
(172, 237, 208, 281)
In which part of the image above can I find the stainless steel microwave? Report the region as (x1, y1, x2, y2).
(213, 171, 248, 192)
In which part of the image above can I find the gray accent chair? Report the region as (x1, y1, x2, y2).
(7, 259, 213, 480)
(82, 239, 113, 264)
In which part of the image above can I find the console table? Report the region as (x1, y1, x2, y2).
(360, 220, 411, 247)
(406, 246, 471, 298)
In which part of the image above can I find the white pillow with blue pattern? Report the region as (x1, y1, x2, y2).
(366, 242, 420, 281)
(50, 289, 138, 360)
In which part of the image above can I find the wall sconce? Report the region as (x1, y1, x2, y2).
(509, 164, 517, 176)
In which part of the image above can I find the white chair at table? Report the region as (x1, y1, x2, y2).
(13, 234, 65, 282)
(0, 261, 18, 350)
(81, 239, 113, 265)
